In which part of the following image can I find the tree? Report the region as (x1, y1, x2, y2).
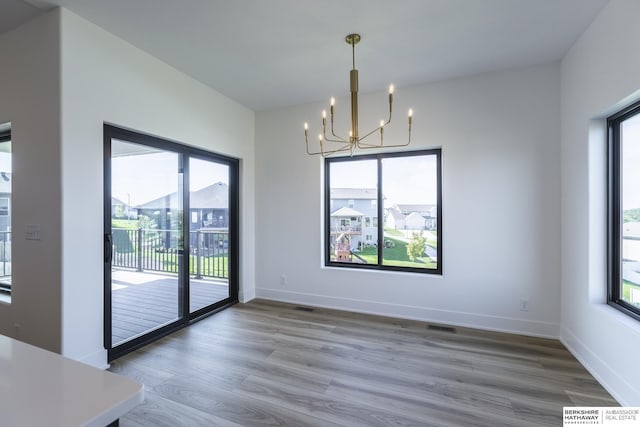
(137, 215, 157, 230)
(114, 203, 125, 218)
(406, 231, 426, 262)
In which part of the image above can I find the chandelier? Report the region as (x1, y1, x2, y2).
(304, 33, 413, 157)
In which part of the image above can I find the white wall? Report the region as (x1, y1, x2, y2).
(0, 11, 62, 352)
(58, 8, 255, 367)
(255, 62, 561, 338)
(560, 0, 640, 406)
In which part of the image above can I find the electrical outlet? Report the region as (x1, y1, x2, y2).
(520, 299, 529, 312)
(280, 275, 288, 286)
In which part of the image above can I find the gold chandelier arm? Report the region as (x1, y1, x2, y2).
(357, 108, 411, 149)
(329, 102, 348, 142)
(319, 143, 354, 158)
(358, 139, 410, 150)
(323, 132, 348, 143)
(306, 125, 354, 156)
(354, 86, 393, 144)
(357, 124, 385, 144)
(323, 125, 348, 143)
(305, 131, 324, 155)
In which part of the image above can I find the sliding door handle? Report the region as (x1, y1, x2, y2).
(104, 234, 113, 263)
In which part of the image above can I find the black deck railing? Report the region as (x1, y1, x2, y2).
(112, 228, 228, 279)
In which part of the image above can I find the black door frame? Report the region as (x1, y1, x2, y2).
(103, 124, 239, 361)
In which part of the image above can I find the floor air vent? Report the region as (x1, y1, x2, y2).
(294, 306, 314, 312)
(428, 324, 456, 333)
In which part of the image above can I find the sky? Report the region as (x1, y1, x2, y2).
(623, 113, 640, 210)
(112, 146, 228, 206)
(329, 154, 438, 206)
(0, 153, 9, 174)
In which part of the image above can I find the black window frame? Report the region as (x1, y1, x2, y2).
(325, 148, 442, 275)
(607, 100, 640, 321)
(0, 126, 11, 294)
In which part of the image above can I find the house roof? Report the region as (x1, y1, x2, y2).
(395, 204, 436, 214)
(112, 196, 127, 206)
(331, 188, 377, 200)
(331, 207, 365, 217)
(137, 182, 228, 209)
(387, 209, 405, 221)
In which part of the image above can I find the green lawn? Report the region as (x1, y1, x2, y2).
(384, 228, 405, 237)
(623, 280, 640, 305)
(357, 236, 437, 269)
(162, 254, 228, 278)
(112, 219, 140, 229)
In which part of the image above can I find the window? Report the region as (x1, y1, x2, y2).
(0, 123, 11, 296)
(608, 101, 640, 320)
(326, 149, 442, 274)
(0, 198, 9, 216)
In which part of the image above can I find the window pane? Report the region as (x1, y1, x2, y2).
(382, 155, 438, 270)
(0, 123, 11, 297)
(621, 113, 640, 309)
(329, 159, 378, 264)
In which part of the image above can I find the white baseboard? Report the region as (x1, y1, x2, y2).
(256, 287, 560, 339)
(73, 348, 109, 369)
(561, 326, 638, 406)
(239, 287, 255, 303)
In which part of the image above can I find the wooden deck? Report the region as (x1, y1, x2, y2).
(111, 269, 228, 345)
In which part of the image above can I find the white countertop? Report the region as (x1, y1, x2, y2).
(0, 335, 143, 427)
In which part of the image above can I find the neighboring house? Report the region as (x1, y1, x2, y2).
(394, 203, 437, 230)
(329, 188, 378, 252)
(111, 197, 137, 220)
(404, 212, 426, 230)
(135, 182, 229, 250)
(136, 182, 229, 231)
(386, 208, 405, 230)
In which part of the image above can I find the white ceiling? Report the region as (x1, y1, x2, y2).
(0, 0, 45, 34)
(6, 0, 607, 111)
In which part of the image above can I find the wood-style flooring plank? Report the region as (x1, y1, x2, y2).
(111, 299, 617, 426)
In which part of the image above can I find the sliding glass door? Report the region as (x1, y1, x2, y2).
(104, 125, 238, 360)
(188, 157, 231, 314)
(109, 139, 183, 348)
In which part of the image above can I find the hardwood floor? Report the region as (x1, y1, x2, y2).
(109, 300, 617, 426)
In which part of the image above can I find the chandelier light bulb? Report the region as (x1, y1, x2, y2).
(322, 110, 327, 119)
(304, 122, 308, 130)
(389, 84, 394, 94)
(408, 108, 413, 117)
(380, 120, 384, 127)
(330, 97, 335, 106)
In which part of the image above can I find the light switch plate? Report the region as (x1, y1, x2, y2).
(25, 224, 41, 241)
